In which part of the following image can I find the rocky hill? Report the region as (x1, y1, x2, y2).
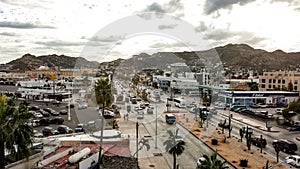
(5, 44, 300, 72)
(138, 44, 300, 72)
(7, 54, 99, 70)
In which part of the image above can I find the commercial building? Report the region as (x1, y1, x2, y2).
(259, 71, 300, 92)
(218, 91, 299, 106)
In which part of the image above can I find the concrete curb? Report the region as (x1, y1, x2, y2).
(176, 122, 238, 169)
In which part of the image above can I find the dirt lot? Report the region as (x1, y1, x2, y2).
(176, 115, 291, 169)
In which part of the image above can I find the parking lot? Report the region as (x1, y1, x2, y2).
(19, 99, 80, 138)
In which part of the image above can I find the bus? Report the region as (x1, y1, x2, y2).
(165, 114, 176, 124)
(173, 98, 186, 108)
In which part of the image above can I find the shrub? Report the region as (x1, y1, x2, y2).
(239, 158, 248, 167)
(211, 138, 218, 145)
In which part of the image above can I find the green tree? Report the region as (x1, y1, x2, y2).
(163, 129, 185, 169)
(0, 95, 34, 169)
(249, 83, 258, 91)
(197, 151, 229, 169)
(94, 78, 113, 167)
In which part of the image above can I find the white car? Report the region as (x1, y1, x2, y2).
(78, 102, 88, 109)
(136, 111, 144, 119)
(30, 111, 43, 118)
(285, 155, 300, 167)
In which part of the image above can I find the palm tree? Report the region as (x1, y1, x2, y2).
(197, 150, 229, 169)
(163, 128, 185, 169)
(94, 78, 113, 167)
(0, 95, 34, 169)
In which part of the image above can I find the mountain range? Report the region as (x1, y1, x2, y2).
(4, 44, 300, 71)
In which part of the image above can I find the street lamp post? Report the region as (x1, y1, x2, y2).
(68, 89, 71, 121)
(155, 102, 158, 149)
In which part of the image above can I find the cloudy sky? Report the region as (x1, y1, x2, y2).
(0, 0, 300, 64)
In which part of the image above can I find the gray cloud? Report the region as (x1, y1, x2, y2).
(158, 24, 178, 30)
(204, 29, 234, 40)
(0, 0, 53, 9)
(149, 42, 187, 48)
(35, 40, 84, 47)
(89, 35, 124, 43)
(138, 0, 185, 19)
(147, 2, 165, 13)
(203, 0, 255, 15)
(203, 29, 266, 47)
(270, 0, 300, 6)
(194, 21, 209, 32)
(0, 21, 55, 29)
(0, 32, 17, 36)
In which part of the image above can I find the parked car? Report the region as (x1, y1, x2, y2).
(30, 111, 43, 118)
(49, 117, 64, 124)
(29, 105, 40, 111)
(39, 118, 50, 126)
(273, 139, 298, 154)
(57, 125, 73, 134)
(59, 109, 68, 115)
(250, 136, 267, 148)
(27, 119, 40, 127)
(75, 124, 85, 133)
(33, 130, 43, 138)
(37, 109, 50, 117)
(42, 127, 59, 137)
(43, 108, 59, 116)
(285, 155, 300, 167)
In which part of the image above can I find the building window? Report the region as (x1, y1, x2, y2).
(282, 80, 285, 84)
(273, 79, 276, 83)
(295, 80, 298, 85)
(278, 74, 282, 76)
(270, 73, 273, 76)
(268, 85, 271, 88)
(294, 86, 297, 91)
(262, 79, 266, 83)
(278, 79, 281, 83)
(269, 79, 272, 83)
(273, 85, 276, 88)
(264, 73, 268, 76)
(261, 84, 265, 88)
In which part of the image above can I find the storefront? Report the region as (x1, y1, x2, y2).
(218, 91, 299, 106)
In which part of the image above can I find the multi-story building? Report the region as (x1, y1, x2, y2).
(259, 71, 300, 92)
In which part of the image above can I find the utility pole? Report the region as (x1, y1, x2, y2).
(155, 102, 158, 149)
(136, 122, 139, 159)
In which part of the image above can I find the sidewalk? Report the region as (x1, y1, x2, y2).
(117, 107, 172, 169)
